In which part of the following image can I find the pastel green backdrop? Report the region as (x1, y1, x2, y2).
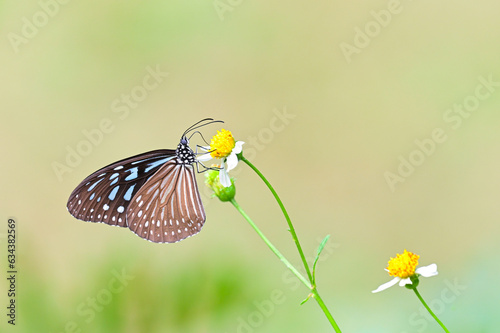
(1, 1, 499, 332)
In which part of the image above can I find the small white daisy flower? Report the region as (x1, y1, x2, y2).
(372, 249, 438, 293)
(198, 129, 244, 187)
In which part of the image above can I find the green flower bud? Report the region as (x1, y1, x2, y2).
(405, 275, 420, 290)
(205, 169, 236, 202)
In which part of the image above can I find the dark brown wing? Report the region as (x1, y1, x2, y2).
(127, 161, 206, 243)
(67, 150, 176, 227)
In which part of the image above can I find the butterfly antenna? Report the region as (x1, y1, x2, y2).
(188, 131, 211, 145)
(183, 118, 224, 138)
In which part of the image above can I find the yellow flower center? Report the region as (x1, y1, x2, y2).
(386, 250, 419, 278)
(210, 129, 235, 158)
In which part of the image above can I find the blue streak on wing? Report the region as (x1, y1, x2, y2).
(144, 157, 173, 173)
(108, 186, 120, 201)
(124, 167, 139, 181)
(87, 178, 104, 192)
(124, 184, 136, 201)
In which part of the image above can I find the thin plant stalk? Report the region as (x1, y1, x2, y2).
(230, 199, 341, 332)
(237, 155, 341, 332)
(230, 199, 310, 287)
(413, 288, 450, 333)
(239, 155, 313, 282)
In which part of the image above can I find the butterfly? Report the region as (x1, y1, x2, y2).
(66, 118, 222, 243)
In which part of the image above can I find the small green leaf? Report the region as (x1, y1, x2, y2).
(312, 235, 330, 286)
(300, 293, 313, 305)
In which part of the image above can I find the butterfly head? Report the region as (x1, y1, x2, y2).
(176, 118, 224, 165)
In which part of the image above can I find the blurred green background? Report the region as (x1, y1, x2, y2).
(1, 1, 500, 332)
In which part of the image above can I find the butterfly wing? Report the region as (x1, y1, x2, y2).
(127, 161, 206, 243)
(67, 149, 176, 227)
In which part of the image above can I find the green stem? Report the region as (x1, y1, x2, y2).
(238, 155, 341, 332)
(230, 198, 341, 332)
(240, 156, 313, 283)
(413, 288, 450, 333)
(312, 289, 340, 331)
(230, 199, 310, 288)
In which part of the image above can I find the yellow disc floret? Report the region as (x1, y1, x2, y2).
(210, 129, 235, 158)
(386, 250, 419, 278)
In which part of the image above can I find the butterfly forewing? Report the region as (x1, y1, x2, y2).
(67, 149, 176, 227)
(127, 161, 206, 243)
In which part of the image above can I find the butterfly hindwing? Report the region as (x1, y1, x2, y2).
(127, 161, 206, 243)
(66, 149, 176, 227)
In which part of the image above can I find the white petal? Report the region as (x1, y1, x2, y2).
(197, 153, 213, 162)
(199, 145, 210, 152)
(219, 168, 231, 187)
(372, 277, 400, 293)
(399, 277, 412, 286)
(233, 141, 245, 154)
(226, 152, 239, 171)
(416, 263, 438, 277)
